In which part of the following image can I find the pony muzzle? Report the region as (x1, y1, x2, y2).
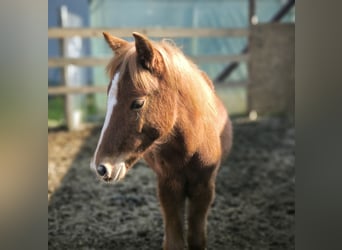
(96, 162, 127, 182)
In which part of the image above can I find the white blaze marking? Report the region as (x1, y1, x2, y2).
(90, 72, 120, 170)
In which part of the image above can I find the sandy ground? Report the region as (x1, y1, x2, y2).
(48, 116, 294, 250)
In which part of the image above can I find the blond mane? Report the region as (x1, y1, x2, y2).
(106, 39, 217, 118)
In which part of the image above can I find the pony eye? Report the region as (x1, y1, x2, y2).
(130, 99, 145, 110)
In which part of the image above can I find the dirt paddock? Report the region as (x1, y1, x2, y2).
(48, 115, 294, 250)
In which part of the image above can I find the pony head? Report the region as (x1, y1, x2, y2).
(90, 32, 179, 182)
(90, 32, 217, 183)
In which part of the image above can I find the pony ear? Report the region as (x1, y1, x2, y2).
(103, 32, 128, 53)
(132, 32, 155, 70)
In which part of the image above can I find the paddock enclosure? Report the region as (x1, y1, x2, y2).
(48, 116, 294, 249)
(49, 1, 294, 249)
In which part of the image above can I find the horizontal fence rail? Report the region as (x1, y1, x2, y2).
(48, 86, 108, 95)
(48, 81, 248, 95)
(48, 54, 250, 68)
(48, 27, 250, 38)
(48, 27, 250, 96)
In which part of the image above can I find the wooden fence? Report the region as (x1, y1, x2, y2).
(48, 27, 251, 130)
(48, 27, 250, 95)
(47, 0, 297, 129)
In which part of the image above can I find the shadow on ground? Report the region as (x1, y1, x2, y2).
(48, 115, 294, 250)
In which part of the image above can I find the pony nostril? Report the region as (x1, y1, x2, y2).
(96, 164, 107, 176)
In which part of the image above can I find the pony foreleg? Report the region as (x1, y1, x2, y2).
(187, 182, 215, 250)
(157, 178, 186, 250)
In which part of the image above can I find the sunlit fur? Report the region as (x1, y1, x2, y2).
(93, 32, 233, 250)
(107, 41, 216, 113)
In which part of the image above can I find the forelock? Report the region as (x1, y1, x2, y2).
(106, 43, 159, 95)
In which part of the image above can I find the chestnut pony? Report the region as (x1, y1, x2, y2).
(90, 32, 232, 250)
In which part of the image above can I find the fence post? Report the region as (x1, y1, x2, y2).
(59, 6, 72, 130)
(59, 5, 84, 130)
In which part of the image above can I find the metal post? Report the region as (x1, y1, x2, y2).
(249, 0, 257, 25)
